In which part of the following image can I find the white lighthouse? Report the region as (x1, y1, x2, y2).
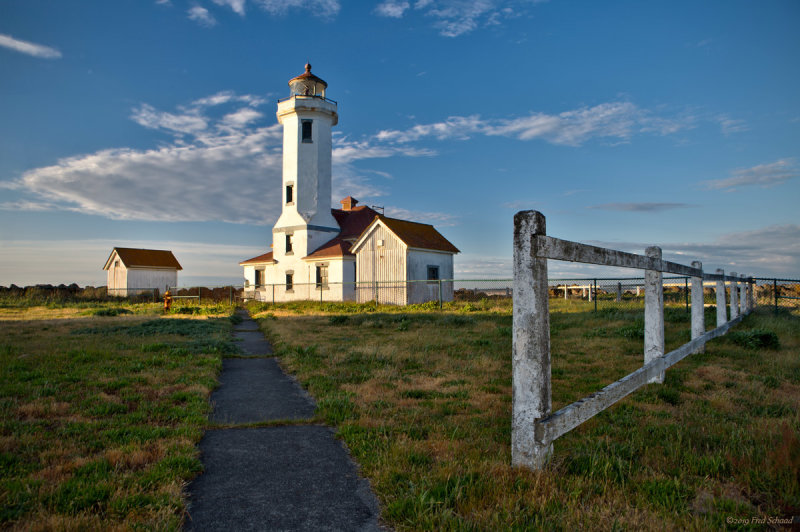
(273, 63, 339, 261)
(240, 64, 458, 304)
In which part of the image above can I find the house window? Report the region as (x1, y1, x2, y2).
(285, 184, 294, 205)
(254, 269, 264, 287)
(316, 264, 328, 289)
(285, 272, 294, 292)
(285, 234, 293, 254)
(427, 266, 440, 282)
(301, 120, 313, 143)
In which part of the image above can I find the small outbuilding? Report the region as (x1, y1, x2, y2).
(103, 247, 182, 296)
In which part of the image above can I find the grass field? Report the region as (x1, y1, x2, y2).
(0, 302, 236, 530)
(1, 297, 797, 530)
(252, 299, 799, 530)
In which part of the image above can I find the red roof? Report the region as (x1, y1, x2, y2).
(104, 248, 182, 270)
(376, 215, 460, 253)
(239, 251, 275, 265)
(240, 199, 458, 263)
(304, 205, 379, 260)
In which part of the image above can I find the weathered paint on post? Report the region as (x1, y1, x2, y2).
(512, 211, 552, 470)
(715, 268, 727, 327)
(644, 246, 665, 384)
(730, 272, 739, 320)
(691, 261, 705, 353)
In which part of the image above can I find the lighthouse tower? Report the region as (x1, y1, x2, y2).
(273, 64, 339, 261)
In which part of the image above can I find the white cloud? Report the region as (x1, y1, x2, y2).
(212, 0, 247, 15)
(188, 5, 217, 26)
(8, 93, 432, 226)
(376, 102, 695, 147)
(0, 33, 61, 59)
(589, 202, 692, 213)
(131, 104, 208, 135)
(375, 1, 410, 18)
(702, 158, 798, 190)
(255, 0, 341, 19)
(588, 224, 800, 277)
(383, 206, 458, 226)
(373, 0, 541, 37)
(718, 114, 748, 135)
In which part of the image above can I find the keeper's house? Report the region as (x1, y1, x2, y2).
(240, 64, 458, 304)
(103, 247, 182, 296)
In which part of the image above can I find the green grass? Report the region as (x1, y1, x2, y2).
(0, 303, 235, 529)
(255, 299, 800, 531)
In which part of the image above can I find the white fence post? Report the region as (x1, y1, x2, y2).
(730, 272, 739, 320)
(645, 246, 665, 384)
(715, 269, 727, 327)
(691, 261, 705, 353)
(748, 278, 756, 311)
(512, 211, 552, 470)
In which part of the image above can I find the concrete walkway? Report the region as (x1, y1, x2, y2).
(185, 311, 382, 531)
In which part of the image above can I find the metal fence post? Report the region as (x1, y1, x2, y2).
(730, 272, 739, 320)
(272, 284, 275, 305)
(739, 274, 747, 316)
(715, 269, 727, 327)
(512, 211, 552, 470)
(774, 278, 778, 315)
(684, 277, 689, 313)
(645, 246, 665, 384)
(691, 261, 704, 353)
(593, 279, 597, 312)
(438, 279, 443, 309)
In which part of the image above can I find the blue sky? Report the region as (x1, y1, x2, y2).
(1, 0, 798, 286)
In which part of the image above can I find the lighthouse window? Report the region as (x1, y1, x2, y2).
(285, 184, 294, 205)
(301, 120, 313, 143)
(285, 234, 293, 254)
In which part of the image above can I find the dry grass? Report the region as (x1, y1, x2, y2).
(0, 304, 235, 529)
(257, 300, 800, 530)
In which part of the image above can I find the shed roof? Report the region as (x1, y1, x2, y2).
(104, 248, 182, 270)
(239, 251, 275, 266)
(369, 215, 460, 254)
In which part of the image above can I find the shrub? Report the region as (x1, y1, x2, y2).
(727, 328, 780, 350)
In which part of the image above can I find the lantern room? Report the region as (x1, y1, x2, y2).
(288, 63, 328, 98)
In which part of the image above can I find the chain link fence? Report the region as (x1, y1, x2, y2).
(3, 278, 798, 312)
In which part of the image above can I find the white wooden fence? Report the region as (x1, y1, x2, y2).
(512, 211, 755, 470)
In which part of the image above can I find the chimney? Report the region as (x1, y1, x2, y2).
(340, 196, 358, 211)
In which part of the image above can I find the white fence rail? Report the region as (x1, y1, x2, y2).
(512, 211, 755, 470)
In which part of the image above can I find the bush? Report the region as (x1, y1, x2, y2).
(727, 328, 780, 350)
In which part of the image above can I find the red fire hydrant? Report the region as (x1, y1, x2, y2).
(163, 290, 172, 312)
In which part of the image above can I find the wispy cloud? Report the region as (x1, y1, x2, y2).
(383, 206, 458, 226)
(0, 33, 61, 59)
(375, 1, 410, 18)
(255, 0, 341, 19)
(717, 114, 748, 135)
(589, 202, 692, 212)
(701, 158, 798, 190)
(188, 5, 217, 26)
(7, 93, 430, 225)
(376, 102, 695, 147)
(212, 0, 247, 15)
(374, 0, 544, 37)
(588, 224, 800, 276)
